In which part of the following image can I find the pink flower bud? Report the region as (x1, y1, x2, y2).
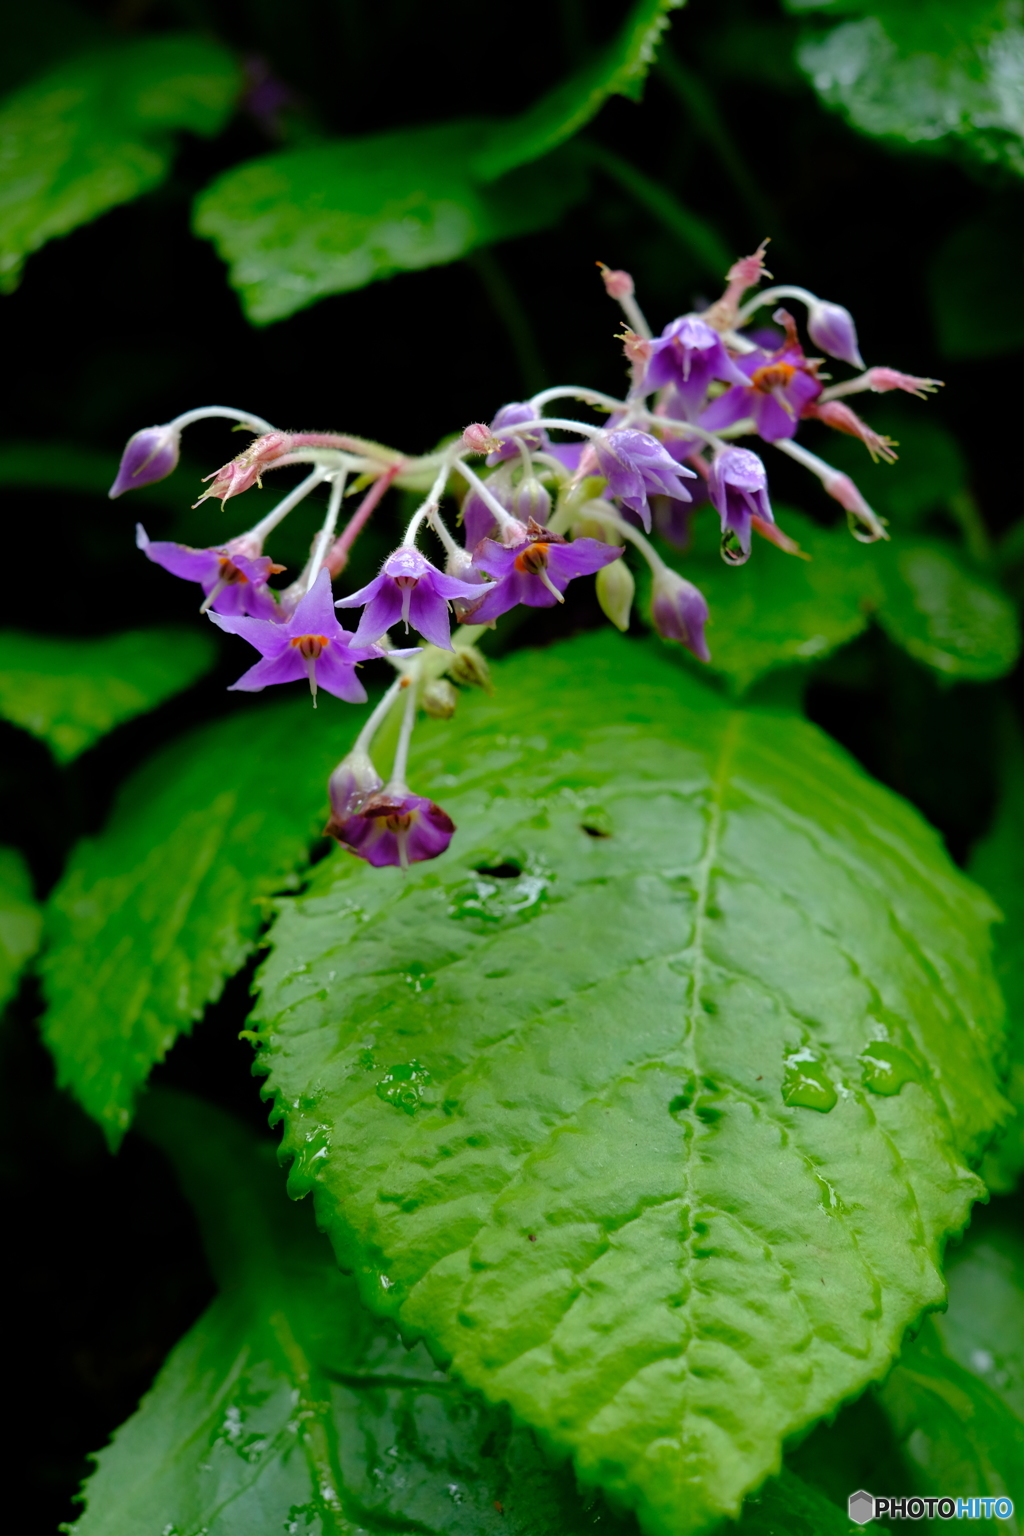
(651, 567, 711, 662)
(462, 422, 497, 454)
(598, 263, 634, 300)
(806, 298, 864, 370)
(197, 432, 294, 505)
(867, 368, 943, 398)
(821, 469, 889, 543)
(109, 424, 181, 498)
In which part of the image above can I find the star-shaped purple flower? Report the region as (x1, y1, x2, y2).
(644, 316, 749, 415)
(700, 343, 822, 443)
(594, 429, 696, 532)
(208, 567, 391, 704)
(467, 525, 623, 622)
(708, 448, 774, 562)
(329, 790, 455, 869)
(335, 545, 490, 650)
(136, 525, 281, 618)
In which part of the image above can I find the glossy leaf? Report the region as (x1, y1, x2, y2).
(0, 626, 216, 762)
(794, 0, 1024, 176)
(72, 1088, 641, 1536)
(969, 719, 1024, 1193)
(194, 126, 586, 324)
(40, 696, 366, 1147)
(473, 0, 683, 180)
(252, 630, 1006, 1536)
(871, 540, 1020, 681)
(935, 1203, 1024, 1424)
(0, 35, 240, 292)
(0, 845, 42, 1011)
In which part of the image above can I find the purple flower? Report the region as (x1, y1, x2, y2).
(707, 448, 773, 563)
(594, 429, 696, 532)
(327, 747, 383, 821)
(806, 298, 864, 370)
(644, 316, 749, 415)
(335, 545, 490, 650)
(461, 484, 509, 549)
(136, 525, 280, 618)
(328, 789, 455, 869)
(700, 345, 822, 443)
(486, 403, 549, 465)
(209, 567, 388, 704)
(651, 568, 711, 662)
(109, 424, 181, 498)
(468, 525, 623, 622)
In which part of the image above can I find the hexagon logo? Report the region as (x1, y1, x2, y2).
(848, 1490, 875, 1525)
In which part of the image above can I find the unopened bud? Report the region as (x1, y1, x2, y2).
(109, 423, 181, 498)
(422, 679, 459, 719)
(448, 644, 493, 693)
(327, 747, 383, 825)
(821, 469, 889, 543)
(462, 422, 497, 454)
(513, 477, 551, 524)
(651, 567, 711, 662)
(806, 298, 864, 370)
(598, 263, 634, 300)
(596, 556, 634, 632)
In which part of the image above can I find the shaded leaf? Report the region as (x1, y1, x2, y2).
(871, 540, 1020, 680)
(0, 846, 42, 1011)
(473, 0, 683, 181)
(194, 126, 586, 324)
(794, 0, 1024, 176)
(928, 208, 1024, 360)
(0, 35, 240, 292)
(251, 630, 1006, 1536)
(935, 1202, 1024, 1423)
(969, 717, 1024, 1193)
(0, 626, 216, 762)
(0, 439, 199, 506)
(40, 696, 366, 1147)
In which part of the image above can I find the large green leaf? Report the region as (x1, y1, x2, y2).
(472, 0, 683, 181)
(0, 35, 240, 292)
(935, 1203, 1024, 1423)
(40, 696, 366, 1147)
(251, 630, 1006, 1536)
(969, 719, 1024, 1193)
(194, 126, 586, 324)
(0, 845, 42, 1011)
(0, 626, 216, 763)
(871, 540, 1020, 681)
(793, 0, 1024, 175)
(74, 1090, 847, 1536)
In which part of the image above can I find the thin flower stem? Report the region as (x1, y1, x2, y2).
(288, 431, 404, 464)
(388, 665, 421, 792)
(327, 465, 400, 576)
(404, 456, 457, 546)
(735, 284, 816, 327)
(353, 676, 404, 759)
(266, 449, 372, 475)
(529, 385, 627, 414)
(426, 508, 463, 563)
(452, 460, 520, 533)
(551, 500, 667, 573)
(169, 405, 277, 434)
(246, 468, 329, 546)
(305, 473, 347, 593)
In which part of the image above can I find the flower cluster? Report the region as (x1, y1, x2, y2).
(112, 245, 938, 869)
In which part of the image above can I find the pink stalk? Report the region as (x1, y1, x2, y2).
(326, 465, 401, 576)
(288, 431, 403, 463)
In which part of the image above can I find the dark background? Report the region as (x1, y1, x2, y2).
(3, 0, 1022, 1527)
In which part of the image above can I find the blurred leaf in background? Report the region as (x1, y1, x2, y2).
(0, 846, 42, 1011)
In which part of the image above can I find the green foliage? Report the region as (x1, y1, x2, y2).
(792, 0, 1024, 175)
(0, 35, 240, 292)
(928, 208, 1024, 360)
(969, 719, 1024, 1193)
(251, 631, 1006, 1536)
(194, 127, 586, 325)
(655, 507, 1019, 694)
(0, 626, 216, 762)
(878, 1204, 1024, 1507)
(0, 846, 41, 1011)
(0, 440, 200, 506)
(40, 697, 367, 1148)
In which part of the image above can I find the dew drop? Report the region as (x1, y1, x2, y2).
(376, 1060, 431, 1114)
(860, 1041, 922, 1096)
(782, 1048, 838, 1112)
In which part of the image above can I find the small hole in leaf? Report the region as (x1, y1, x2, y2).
(474, 861, 522, 878)
(581, 824, 611, 838)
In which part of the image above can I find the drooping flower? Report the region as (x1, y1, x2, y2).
(650, 567, 711, 661)
(707, 448, 774, 563)
(209, 567, 393, 704)
(327, 746, 384, 821)
(644, 315, 749, 414)
(328, 789, 455, 868)
(805, 298, 864, 370)
(335, 545, 490, 649)
(136, 525, 281, 618)
(593, 429, 696, 531)
(699, 339, 822, 443)
(485, 403, 549, 464)
(468, 523, 623, 622)
(109, 424, 181, 497)
(196, 432, 294, 505)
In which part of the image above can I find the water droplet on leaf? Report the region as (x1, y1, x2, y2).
(860, 1041, 922, 1096)
(782, 1048, 838, 1112)
(376, 1060, 431, 1114)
